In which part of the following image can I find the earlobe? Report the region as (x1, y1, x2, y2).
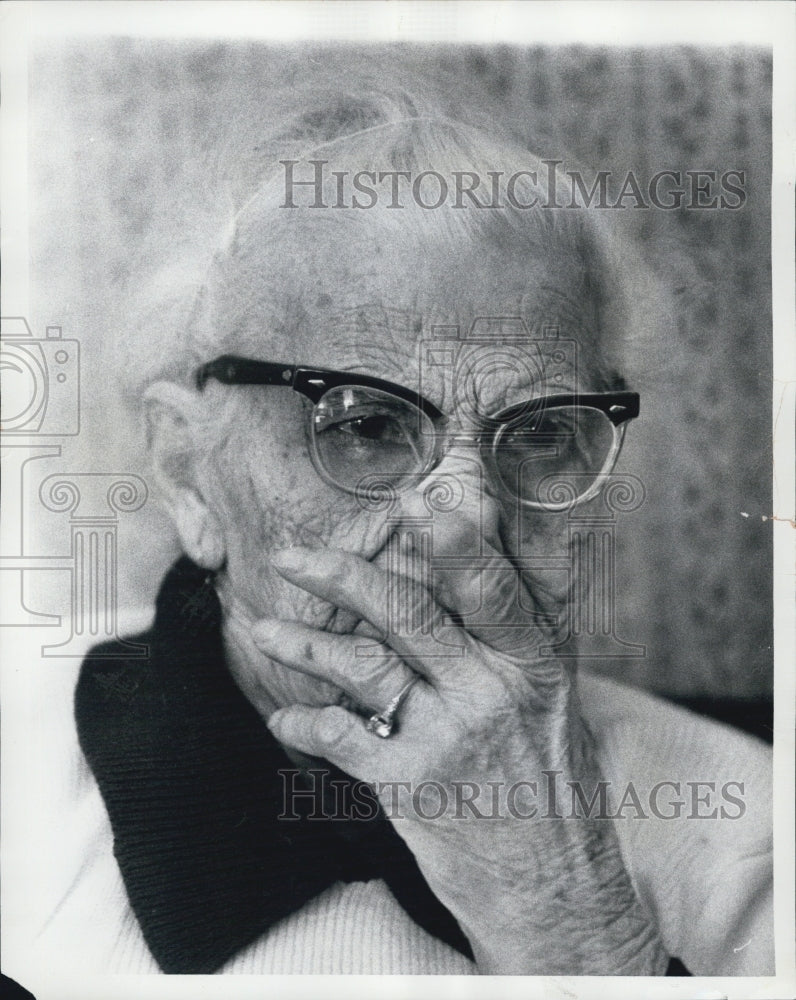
(143, 381, 227, 571)
(173, 491, 226, 571)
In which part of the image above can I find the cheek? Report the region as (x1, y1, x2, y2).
(202, 401, 387, 624)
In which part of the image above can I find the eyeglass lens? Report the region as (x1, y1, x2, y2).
(312, 385, 437, 486)
(492, 405, 617, 507)
(312, 385, 618, 504)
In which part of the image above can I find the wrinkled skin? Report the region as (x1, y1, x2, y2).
(145, 205, 667, 974)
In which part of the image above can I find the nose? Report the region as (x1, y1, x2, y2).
(399, 444, 505, 558)
(387, 444, 549, 651)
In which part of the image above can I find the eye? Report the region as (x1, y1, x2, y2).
(330, 412, 407, 444)
(311, 384, 433, 485)
(315, 406, 411, 448)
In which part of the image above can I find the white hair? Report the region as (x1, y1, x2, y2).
(123, 54, 661, 400)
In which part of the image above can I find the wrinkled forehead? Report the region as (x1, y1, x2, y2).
(204, 200, 605, 407)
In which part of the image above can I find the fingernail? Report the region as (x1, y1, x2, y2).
(271, 547, 309, 573)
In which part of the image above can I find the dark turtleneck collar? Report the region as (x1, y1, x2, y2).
(74, 557, 473, 973)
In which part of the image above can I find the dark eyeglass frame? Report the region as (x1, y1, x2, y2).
(195, 354, 640, 508)
(196, 355, 446, 417)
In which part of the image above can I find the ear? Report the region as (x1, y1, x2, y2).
(143, 381, 226, 571)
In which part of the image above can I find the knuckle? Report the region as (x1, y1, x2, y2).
(460, 663, 530, 720)
(325, 561, 352, 593)
(403, 579, 434, 632)
(473, 685, 517, 729)
(311, 707, 352, 752)
(357, 650, 402, 688)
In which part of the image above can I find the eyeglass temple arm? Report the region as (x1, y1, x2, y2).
(195, 356, 297, 391)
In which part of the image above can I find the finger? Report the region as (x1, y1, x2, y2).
(432, 552, 545, 653)
(267, 704, 384, 780)
(399, 463, 527, 630)
(384, 514, 546, 654)
(370, 515, 536, 647)
(252, 617, 433, 709)
(270, 546, 472, 685)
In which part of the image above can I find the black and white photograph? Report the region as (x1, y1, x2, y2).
(1, 3, 793, 998)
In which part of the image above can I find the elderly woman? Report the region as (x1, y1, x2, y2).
(70, 84, 772, 977)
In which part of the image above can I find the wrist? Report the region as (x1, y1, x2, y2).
(468, 898, 669, 975)
(459, 816, 668, 975)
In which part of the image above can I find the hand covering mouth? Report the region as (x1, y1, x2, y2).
(220, 586, 384, 717)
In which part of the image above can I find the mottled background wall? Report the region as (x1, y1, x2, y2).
(25, 41, 772, 708)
